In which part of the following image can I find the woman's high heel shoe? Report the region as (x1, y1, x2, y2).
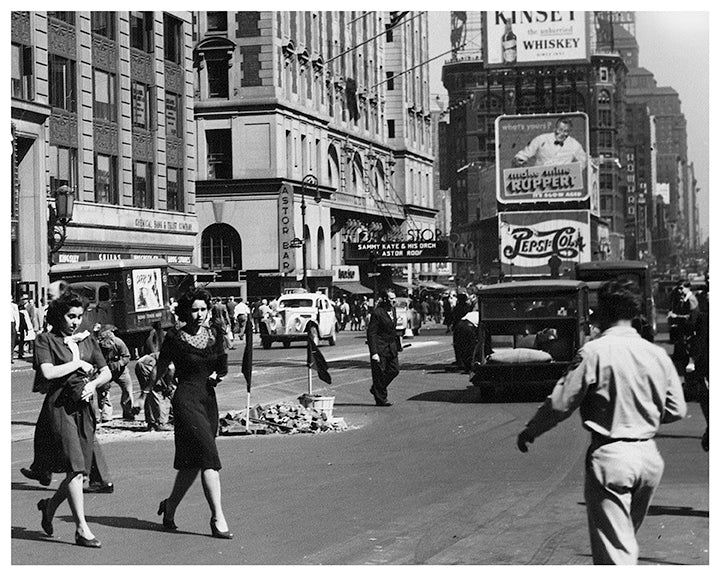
(37, 499, 53, 536)
(157, 499, 178, 531)
(209, 520, 233, 539)
(75, 531, 102, 548)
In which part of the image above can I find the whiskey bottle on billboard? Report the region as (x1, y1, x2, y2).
(501, 21, 517, 64)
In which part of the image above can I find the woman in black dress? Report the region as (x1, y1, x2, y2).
(34, 292, 112, 547)
(153, 288, 233, 538)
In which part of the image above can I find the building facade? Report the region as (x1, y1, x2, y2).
(11, 11, 197, 301)
(441, 11, 627, 283)
(191, 11, 436, 298)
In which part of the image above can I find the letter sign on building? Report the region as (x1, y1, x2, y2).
(278, 184, 296, 275)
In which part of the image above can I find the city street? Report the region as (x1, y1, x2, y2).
(10, 322, 709, 565)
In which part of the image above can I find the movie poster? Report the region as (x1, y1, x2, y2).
(132, 267, 164, 311)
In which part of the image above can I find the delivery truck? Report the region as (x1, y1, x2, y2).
(49, 258, 174, 351)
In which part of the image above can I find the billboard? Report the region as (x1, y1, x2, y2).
(496, 112, 590, 204)
(484, 11, 589, 67)
(499, 210, 591, 277)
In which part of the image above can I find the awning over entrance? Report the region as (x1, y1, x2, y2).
(168, 264, 215, 279)
(418, 280, 450, 290)
(334, 281, 373, 295)
(392, 281, 418, 291)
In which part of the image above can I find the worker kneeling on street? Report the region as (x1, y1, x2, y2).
(96, 324, 137, 422)
(517, 280, 686, 565)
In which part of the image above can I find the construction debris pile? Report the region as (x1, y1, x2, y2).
(219, 402, 347, 436)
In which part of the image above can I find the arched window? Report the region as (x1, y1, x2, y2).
(351, 154, 364, 195)
(317, 226, 326, 269)
(372, 162, 386, 200)
(327, 145, 340, 190)
(598, 89, 611, 105)
(201, 223, 242, 270)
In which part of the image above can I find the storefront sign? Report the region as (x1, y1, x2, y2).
(484, 11, 588, 67)
(332, 265, 360, 282)
(496, 113, 589, 204)
(278, 184, 296, 275)
(499, 210, 591, 276)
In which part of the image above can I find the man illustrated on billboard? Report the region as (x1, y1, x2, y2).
(512, 116, 587, 168)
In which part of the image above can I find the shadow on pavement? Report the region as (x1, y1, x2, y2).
(407, 387, 483, 404)
(86, 514, 182, 533)
(655, 432, 703, 440)
(11, 525, 72, 545)
(647, 505, 708, 518)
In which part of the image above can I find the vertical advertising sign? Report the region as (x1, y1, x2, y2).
(496, 112, 590, 204)
(499, 210, 591, 277)
(278, 184, 296, 275)
(484, 11, 589, 66)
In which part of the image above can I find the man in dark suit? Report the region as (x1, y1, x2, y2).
(367, 289, 400, 406)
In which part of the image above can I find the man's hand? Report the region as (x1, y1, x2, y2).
(517, 430, 534, 453)
(371, 353, 380, 363)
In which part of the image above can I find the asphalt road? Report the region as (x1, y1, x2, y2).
(10, 322, 709, 565)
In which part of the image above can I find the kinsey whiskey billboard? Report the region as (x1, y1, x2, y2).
(484, 11, 589, 66)
(499, 210, 591, 277)
(495, 112, 590, 204)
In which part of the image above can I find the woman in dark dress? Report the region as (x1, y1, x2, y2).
(34, 292, 111, 547)
(153, 288, 233, 538)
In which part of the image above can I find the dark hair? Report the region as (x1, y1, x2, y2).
(175, 287, 212, 323)
(596, 280, 641, 326)
(557, 117, 573, 128)
(46, 291, 85, 332)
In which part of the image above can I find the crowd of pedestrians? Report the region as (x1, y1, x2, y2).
(15, 276, 708, 561)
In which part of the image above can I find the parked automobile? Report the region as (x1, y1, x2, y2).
(394, 296, 422, 336)
(259, 291, 337, 349)
(574, 260, 656, 341)
(470, 280, 590, 400)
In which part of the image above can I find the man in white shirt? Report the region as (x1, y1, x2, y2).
(512, 117, 587, 168)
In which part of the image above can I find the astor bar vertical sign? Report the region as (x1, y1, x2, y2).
(278, 184, 296, 275)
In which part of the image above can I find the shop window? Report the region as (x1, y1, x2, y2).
(133, 161, 154, 209)
(94, 154, 118, 205)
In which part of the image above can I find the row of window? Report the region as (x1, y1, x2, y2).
(49, 144, 183, 211)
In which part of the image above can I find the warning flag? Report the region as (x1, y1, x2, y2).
(306, 336, 332, 385)
(241, 319, 253, 392)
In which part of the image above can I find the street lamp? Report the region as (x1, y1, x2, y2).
(300, 174, 321, 290)
(48, 185, 75, 264)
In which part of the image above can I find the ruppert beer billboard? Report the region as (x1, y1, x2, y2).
(484, 11, 589, 67)
(499, 210, 591, 277)
(495, 112, 590, 204)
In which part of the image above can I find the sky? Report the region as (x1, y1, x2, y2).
(426, 9, 711, 244)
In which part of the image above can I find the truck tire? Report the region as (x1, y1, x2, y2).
(282, 340, 291, 348)
(327, 326, 337, 346)
(261, 336, 272, 349)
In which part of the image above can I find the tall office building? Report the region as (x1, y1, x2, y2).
(191, 11, 436, 297)
(11, 11, 197, 300)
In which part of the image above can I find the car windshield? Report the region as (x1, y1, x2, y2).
(481, 297, 576, 320)
(279, 298, 314, 309)
(69, 284, 97, 303)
